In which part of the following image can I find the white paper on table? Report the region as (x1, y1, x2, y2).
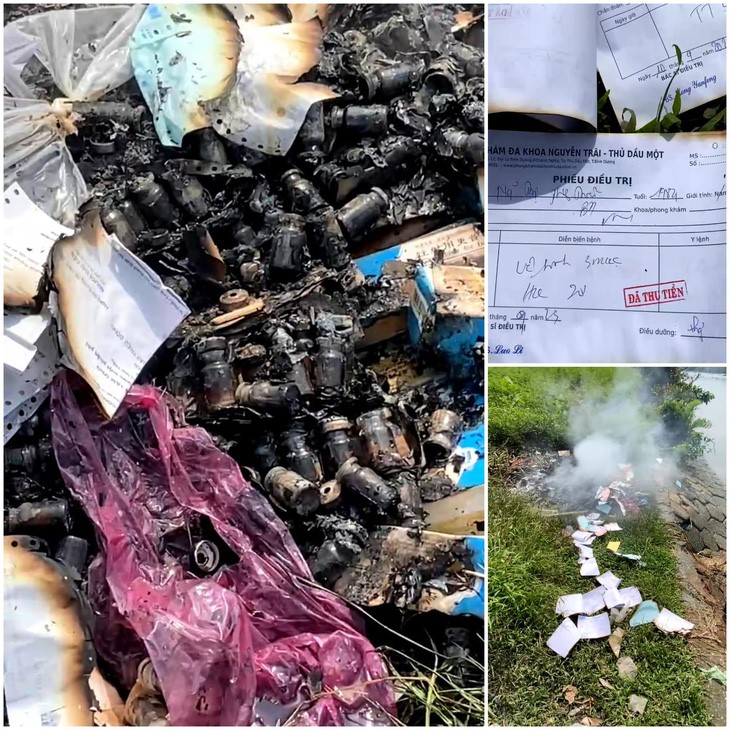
(653, 607, 694, 634)
(578, 612, 612, 639)
(582, 586, 607, 615)
(597, 571, 622, 590)
(547, 617, 582, 658)
(50, 209, 190, 418)
(556, 593, 583, 618)
(580, 557, 600, 577)
(618, 586, 643, 608)
(597, 4, 726, 128)
(488, 4, 597, 128)
(488, 132, 726, 364)
(4, 183, 73, 307)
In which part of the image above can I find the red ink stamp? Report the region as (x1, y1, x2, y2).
(624, 280, 687, 308)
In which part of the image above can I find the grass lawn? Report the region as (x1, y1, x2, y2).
(488, 481, 710, 726)
(488, 368, 711, 725)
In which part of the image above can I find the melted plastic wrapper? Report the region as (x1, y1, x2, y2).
(50, 371, 395, 726)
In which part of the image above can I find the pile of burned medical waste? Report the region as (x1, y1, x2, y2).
(4, 4, 485, 727)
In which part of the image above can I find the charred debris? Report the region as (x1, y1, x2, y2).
(5, 3, 484, 722)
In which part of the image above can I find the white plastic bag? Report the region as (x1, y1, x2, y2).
(3, 5, 145, 223)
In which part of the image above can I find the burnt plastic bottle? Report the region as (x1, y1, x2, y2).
(130, 175, 178, 228)
(236, 381, 301, 415)
(281, 169, 327, 215)
(424, 409, 464, 462)
(254, 434, 279, 474)
(315, 161, 360, 205)
(357, 407, 414, 472)
(264, 467, 321, 516)
(55, 536, 88, 580)
(336, 457, 399, 511)
(100, 207, 138, 252)
(196, 128, 229, 165)
(314, 337, 346, 396)
(297, 102, 326, 149)
(336, 188, 388, 241)
(197, 337, 236, 410)
(438, 128, 484, 166)
(307, 207, 351, 270)
(269, 214, 308, 279)
(118, 199, 147, 234)
(359, 60, 425, 100)
(423, 56, 462, 95)
(310, 538, 356, 584)
(161, 171, 209, 219)
(5, 499, 71, 533)
(281, 430, 323, 483)
(320, 417, 355, 475)
(329, 105, 389, 135)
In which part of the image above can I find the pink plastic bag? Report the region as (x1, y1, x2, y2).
(51, 371, 395, 726)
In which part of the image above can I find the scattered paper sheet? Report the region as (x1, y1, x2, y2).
(4, 183, 73, 307)
(572, 530, 595, 545)
(597, 571, 621, 590)
(653, 608, 694, 635)
(618, 586, 642, 608)
(578, 612, 611, 639)
(582, 586, 608, 615)
(603, 586, 624, 609)
(597, 3, 727, 128)
(488, 132, 726, 363)
(4, 307, 52, 372)
(603, 523, 622, 532)
(488, 4, 597, 128)
(630, 600, 660, 627)
(577, 544, 594, 562)
(609, 627, 625, 657)
(50, 208, 190, 418)
(580, 557, 600, 577)
(547, 617, 582, 658)
(607, 541, 621, 553)
(556, 593, 583, 618)
(4, 326, 59, 443)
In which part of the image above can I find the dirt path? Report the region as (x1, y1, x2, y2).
(658, 459, 726, 726)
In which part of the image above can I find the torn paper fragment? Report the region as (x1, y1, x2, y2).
(587, 512, 601, 522)
(130, 4, 242, 147)
(597, 571, 621, 590)
(50, 208, 190, 418)
(4, 307, 53, 373)
(582, 587, 607, 615)
(617, 587, 642, 608)
(603, 587, 624, 610)
(628, 694, 647, 715)
(616, 552, 644, 565)
(590, 526, 608, 537)
(578, 612, 611, 639)
(580, 558, 600, 577)
(556, 594, 583, 618)
(629, 600, 660, 627)
(608, 627, 624, 658)
(576, 544, 594, 562)
(572, 530, 595, 545)
(617, 655, 638, 679)
(653, 608, 694, 635)
(547, 618, 581, 658)
(607, 541, 620, 553)
(208, 9, 338, 155)
(603, 523, 622, 532)
(4, 183, 73, 306)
